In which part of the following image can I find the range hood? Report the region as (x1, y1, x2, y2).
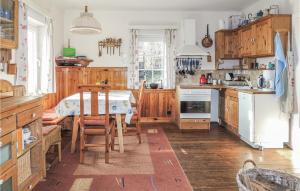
(177, 19, 208, 57)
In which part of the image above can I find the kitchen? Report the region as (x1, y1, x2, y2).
(1, 0, 300, 190)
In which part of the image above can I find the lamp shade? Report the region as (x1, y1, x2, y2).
(70, 6, 102, 34)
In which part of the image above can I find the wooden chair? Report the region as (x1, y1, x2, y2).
(78, 84, 115, 164)
(121, 80, 146, 144)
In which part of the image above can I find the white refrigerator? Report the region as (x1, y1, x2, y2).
(238, 92, 289, 149)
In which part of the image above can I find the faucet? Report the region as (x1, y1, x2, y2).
(245, 79, 253, 89)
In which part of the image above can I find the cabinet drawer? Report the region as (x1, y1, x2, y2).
(17, 106, 43, 127)
(0, 115, 16, 137)
(180, 119, 210, 130)
(0, 165, 17, 191)
(0, 132, 17, 174)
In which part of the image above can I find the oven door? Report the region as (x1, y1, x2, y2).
(180, 99, 211, 118)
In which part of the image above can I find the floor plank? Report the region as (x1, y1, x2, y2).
(160, 123, 300, 191)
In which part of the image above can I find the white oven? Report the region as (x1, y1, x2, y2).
(179, 89, 211, 119)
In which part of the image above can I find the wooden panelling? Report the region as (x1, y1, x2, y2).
(55, 67, 127, 101)
(132, 89, 176, 123)
(42, 93, 58, 110)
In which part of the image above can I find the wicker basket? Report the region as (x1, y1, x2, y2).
(237, 160, 300, 191)
(18, 151, 32, 184)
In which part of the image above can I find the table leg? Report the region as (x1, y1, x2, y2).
(116, 114, 124, 153)
(71, 115, 79, 153)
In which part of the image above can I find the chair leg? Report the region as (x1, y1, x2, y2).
(58, 142, 62, 162)
(43, 152, 47, 178)
(105, 129, 110, 164)
(137, 122, 142, 144)
(122, 122, 127, 133)
(111, 122, 116, 151)
(80, 127, 84, 163)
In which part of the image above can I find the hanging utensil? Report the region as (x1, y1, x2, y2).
(201, 24, 213, 48)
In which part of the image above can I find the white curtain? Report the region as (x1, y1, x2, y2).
(127, 29, 139, 89)
(40, 17, 55, 93)
(127, 29, 177, 89)
(15, 0, 28, 88)
(163, 29, 177, 89)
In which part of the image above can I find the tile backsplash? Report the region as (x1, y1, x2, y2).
(176, 69, 265, 87)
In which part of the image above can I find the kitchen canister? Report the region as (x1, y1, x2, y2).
(269, 5, 279, 14)
(224, 16, 232, 29)
(230, 15, 241, 29)
(218, 19, 225, 29)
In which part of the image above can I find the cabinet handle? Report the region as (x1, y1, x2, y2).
(32, 113, 36, 118)
(28, 184, 33, 190)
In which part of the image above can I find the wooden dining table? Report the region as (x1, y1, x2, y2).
(54, 90, 135, 154)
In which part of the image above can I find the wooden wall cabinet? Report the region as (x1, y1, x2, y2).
(215, 15, 291, 66)
(219, 89, 239, 135)
(0, 0, 19, 49)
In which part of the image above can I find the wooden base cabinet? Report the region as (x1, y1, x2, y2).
(1, 96, 43, 191)
(0, 165, 17, 191)
(219, 89, 239, 135)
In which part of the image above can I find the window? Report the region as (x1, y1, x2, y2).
(137, 32, 166, 84)
(27, 23, 40, 94)
(27, 14, 53, 95)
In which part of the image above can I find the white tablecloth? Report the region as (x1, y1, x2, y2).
(55, 90, 135, 123)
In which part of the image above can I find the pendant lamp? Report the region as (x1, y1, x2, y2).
(70, 6, 102, 34)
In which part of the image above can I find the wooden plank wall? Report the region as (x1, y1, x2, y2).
(44, 66, 176, 123)
(55, 67, 127, 101)
(132, 89, 176, 123)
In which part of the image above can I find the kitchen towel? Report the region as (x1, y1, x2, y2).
(274, 32, 287, 98)
(280, 32, 296, 114)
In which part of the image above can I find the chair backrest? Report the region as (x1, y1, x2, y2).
(137, 80, 146, 118)
(78, 84, 110, 127)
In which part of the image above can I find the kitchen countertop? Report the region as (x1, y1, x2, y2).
(179, 84, 275, 94)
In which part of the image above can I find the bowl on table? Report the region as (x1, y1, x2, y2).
(149, 83, 159, 89)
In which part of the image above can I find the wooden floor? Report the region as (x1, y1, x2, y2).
(160, 123, 300, 191)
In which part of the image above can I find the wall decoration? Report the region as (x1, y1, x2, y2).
(98, 38, 122, 56)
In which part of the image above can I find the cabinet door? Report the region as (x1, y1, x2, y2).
(0, 0, 18, 49)
(223, 32, 233, 58)
(240, 26, 256, 56)
(232, 31, 240, 58)
(215, 31, 224, 63)
(0, 132, 16, 174)
(224, 96, 230, 124)
(256, 18, 273, 56)
(219, 95, 225, 121)
(230, 98, 239, 129)
(0, 165, 17, 191)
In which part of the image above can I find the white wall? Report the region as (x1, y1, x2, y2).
(63, 10, 240, 69)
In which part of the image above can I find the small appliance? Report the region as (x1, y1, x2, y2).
(257, 74, 266, 89)
(200, 74, 207, 84)
(225, 73, 234, 81)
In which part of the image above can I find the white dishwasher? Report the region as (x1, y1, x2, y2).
(238, 92, 254, 144)
(238, 92, 289, 149)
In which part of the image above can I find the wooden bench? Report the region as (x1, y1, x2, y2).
(42, 109, 66, 126)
